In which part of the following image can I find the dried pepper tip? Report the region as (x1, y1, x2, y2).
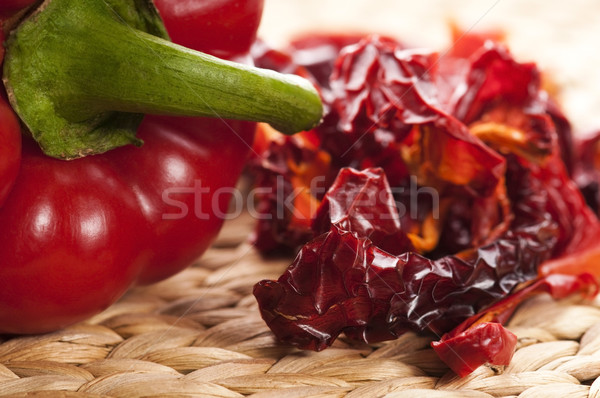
(431, 323, 517, 377)
(3, 0, 323, 159)
(432, 273, 599, 376)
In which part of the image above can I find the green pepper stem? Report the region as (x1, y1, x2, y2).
(3, 0, 323, 159)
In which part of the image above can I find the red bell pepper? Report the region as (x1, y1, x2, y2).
(0, 0, 38, 19)
(0, 97, 21, 208)
(0, 0, 322, 334)
(154, 0, 265, 59)
(0, 3, 26, 207)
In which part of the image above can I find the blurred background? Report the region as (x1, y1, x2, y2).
(259, 0, 600, 134)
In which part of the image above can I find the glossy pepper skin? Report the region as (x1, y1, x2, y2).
(154, 0, 264, 59)
(0, 0, 261, 334)
(0, 10, 23, 208)
(0, 97, 21, 207)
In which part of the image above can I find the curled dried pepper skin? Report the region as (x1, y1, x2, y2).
(312, 167, 415, 255)
(288, 33, 401, 90)
(254, 226, 406, 350)
(432, 323, 518, 378)
(451, 45, 541, 125)
(249, 125, 332, 253)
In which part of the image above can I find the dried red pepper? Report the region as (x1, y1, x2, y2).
(573, 130, 600, 214)
(252, 31, 600, 376)
(250, 35, 508, 252)
(254, 160, 560, 348)
(312, 168, 415, 255)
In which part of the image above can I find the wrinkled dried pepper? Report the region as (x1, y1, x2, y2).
(251, 31, 600, 376)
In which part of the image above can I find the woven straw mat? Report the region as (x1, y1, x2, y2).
(1, 212, 600, 398)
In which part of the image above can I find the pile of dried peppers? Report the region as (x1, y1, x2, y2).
(250, 31, 600, 376)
